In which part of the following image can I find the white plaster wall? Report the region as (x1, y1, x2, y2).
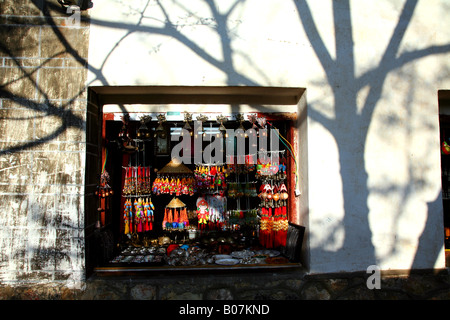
(87, 0, 450, 273)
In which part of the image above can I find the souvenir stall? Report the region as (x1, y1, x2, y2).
(98, 112, 303, 270)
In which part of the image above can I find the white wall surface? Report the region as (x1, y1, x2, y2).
(87, 0, 450, 273)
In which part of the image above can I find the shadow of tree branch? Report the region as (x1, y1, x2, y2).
(293, 0, 449, 270)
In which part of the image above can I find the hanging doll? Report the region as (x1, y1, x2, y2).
(181, 178, 189, 195)
(162, 177, 169, 194)
(152, 176, 160, 195)
(175, 178, 181, 196)
(196, 198, 209, 230)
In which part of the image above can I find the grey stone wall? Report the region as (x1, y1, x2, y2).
(0, 0, 89, 285)
(0, 270, 449, 300)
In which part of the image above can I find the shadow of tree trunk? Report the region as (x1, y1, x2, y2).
(293, 0, 449, 270)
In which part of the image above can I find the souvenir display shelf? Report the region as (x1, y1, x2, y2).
(94, 115, 303, 273)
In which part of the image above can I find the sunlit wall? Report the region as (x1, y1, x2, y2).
(88, 0, 450, 273)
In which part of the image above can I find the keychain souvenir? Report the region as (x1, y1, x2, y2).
(123, 198, 133, 234)
(123, 199, 131, 234)
(143, 198, 154, 231)
(259, 205, 273, 248)
(133, 198, 140, 233)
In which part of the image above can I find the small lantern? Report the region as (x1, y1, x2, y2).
(155, 114, 167, 138)
(137, 115, 152, 140)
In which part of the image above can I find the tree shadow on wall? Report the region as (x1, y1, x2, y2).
(0, 0, 87, 155)
(294, 0, 450, 271)
(1, 0, 450, 273)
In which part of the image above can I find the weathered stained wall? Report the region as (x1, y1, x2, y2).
(0, 1, 89, 286)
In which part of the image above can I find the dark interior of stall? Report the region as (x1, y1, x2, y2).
(440, 115, 450, 266)
(92, 114, 304, 272)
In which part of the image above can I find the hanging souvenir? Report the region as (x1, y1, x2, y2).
(137, 167, 142, 194)
(182, 177, 195, 196)
(152, 175, 195, 196)
(226, 155, 236, 174)
(245, 154, 256, 172)
(152, 159, 195, 196)
(245, 209, 259, 227)
(131, 167, 137, 194)
(259, 205, 273, 248)
(194, 164, 227, 194)
(145, 167, 151, 194)
(443, 141, 450, 155)
(227, 182, 243, 198)
(196, 197, 209, 230)
(95, 169, 113, 199)
(118, 114, 133, 152)
(162, 207, 172, 230)
(122, 167, 131, 195)
(244, 181, 258, 197)
(134, 198, 144, 233)
(123, 166, 152, 196)
(206, 194, 226, 230)
(279, 183, 288, 203)
(227, 210, 243, 228)
(278, 155, 287, 180)
(227, 208, 258, 229)
(163, 197, 187, 230)
(152, 176, 161, 195)
(179, 206, 189, 229)
(258, 180, 289, 248)
(143, 198, 152, 231)
(123, 199, 131, 234)
(272, 189, 288, 247)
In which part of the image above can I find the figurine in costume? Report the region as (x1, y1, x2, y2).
(196, 198, 209, 229)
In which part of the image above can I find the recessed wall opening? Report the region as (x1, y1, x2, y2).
(85, 86, 308, 276)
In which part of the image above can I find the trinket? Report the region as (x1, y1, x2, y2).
(163, 197, 188, 230)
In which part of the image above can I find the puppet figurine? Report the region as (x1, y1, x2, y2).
(196, 198, 209, 229)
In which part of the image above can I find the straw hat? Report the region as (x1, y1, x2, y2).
(166, 197, 186, 208)
(158, 158, 193, 174)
